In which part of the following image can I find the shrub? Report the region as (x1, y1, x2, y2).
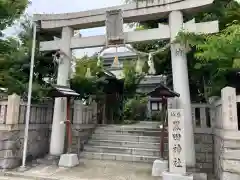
(123, 96, 148, 121)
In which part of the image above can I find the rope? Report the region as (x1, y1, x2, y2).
(97, 42, 171, 67)
(52, 50, 76, 81)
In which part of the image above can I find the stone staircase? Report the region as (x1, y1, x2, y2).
(80, 122, 163, 163)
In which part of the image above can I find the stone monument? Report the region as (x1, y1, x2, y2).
(221, 87, 238, 130)
(163, 109, 193, 180)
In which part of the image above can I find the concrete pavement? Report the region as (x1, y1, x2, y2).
(0, 159, 160, 180)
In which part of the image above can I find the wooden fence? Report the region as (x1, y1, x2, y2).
(18, 102, 53, 124)
(191, 103, 214, 129)
(0, 87, 238, 127)
(73, 100, 98, 125)
(0, 94, 97, 125)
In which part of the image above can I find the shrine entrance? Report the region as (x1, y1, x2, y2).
(34, 0, 219, 167)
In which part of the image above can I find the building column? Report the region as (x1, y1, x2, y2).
(169, 11, 196, 167)
(49, 27, 73, 156)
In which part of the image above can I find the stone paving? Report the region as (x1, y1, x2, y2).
(1, 160, 160, 180)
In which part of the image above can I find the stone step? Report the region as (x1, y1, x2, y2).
(88, 139, 162, 149)
(91, 134, 161, 143)
(80, 151, 158, 163)
(97, 125, 161, 131)
(94, 128, 163, 136)
(84, 145, 161, 156)
(138, 121, 160, 125)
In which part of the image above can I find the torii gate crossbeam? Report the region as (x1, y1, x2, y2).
(34, 0, 213, 30)
(39, 20, 218, 51)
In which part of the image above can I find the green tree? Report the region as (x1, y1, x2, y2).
(123, 61, 143, 99)
(176, 22, 240, 97)
(0, 0, 29, 90)
(71, 55, 104, 100)
(0, 16, 56, 101)
(0, 0, 29, 35)
(127, 0, 240, 101)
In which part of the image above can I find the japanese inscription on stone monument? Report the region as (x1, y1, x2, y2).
(168, 109, 186, 174)
(228, 95, 233, 122)
(221, 87, 238, 130)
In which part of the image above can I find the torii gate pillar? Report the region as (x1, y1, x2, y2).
(169, 11, 195, 167)
(49, 27, 73, 156)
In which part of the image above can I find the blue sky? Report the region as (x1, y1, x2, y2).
(6, 0, 125, 57)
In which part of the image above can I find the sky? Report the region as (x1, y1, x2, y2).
(6, 0, 127, 57)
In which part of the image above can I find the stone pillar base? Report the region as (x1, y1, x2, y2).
(58, 153, 79, 168)
(17, 165, 31, 172)
(152, 159, 168, 176)
(162, 172, 193, 180)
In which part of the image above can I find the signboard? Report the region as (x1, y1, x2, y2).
(106, 9, 124, 45)
(168, 109, 186, 174)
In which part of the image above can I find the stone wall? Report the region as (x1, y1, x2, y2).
(0, 124, 50, 169)
(194, 131, 214, 173)
(211, 87, 240, 180)
(162, 128, 214, 174)
(214, 134, 223, 180)
(214, 129, 240, 180)
(0, 96, 98, 169)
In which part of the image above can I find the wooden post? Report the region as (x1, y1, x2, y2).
(66, 97, 72, 153)
(160, 97, 167, 159)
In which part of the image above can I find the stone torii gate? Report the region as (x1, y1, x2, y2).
(34, 0, 219, 167)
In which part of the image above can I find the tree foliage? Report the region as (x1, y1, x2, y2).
(0, 0, 30, 91)
(175, 22, 240, 97)
(70, 55, 104, 100)
(127, 0, 240, 101)
(0, 0, 29, 34)
(123, 61, 144, 99)
(123, 95, 148, 121)
(177, 23, 240, 63)
(0, 16, 56, 101)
